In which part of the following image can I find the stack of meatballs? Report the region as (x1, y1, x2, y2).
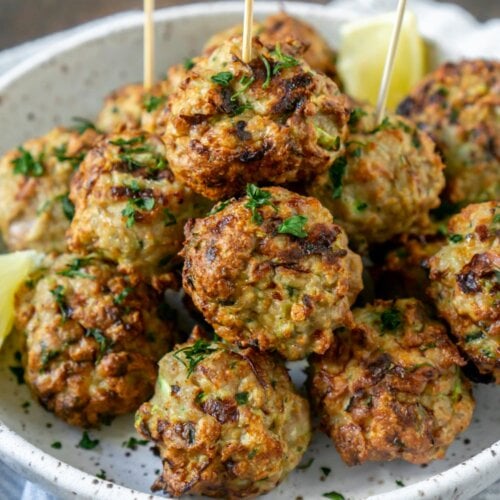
(1, 11, 498, 499)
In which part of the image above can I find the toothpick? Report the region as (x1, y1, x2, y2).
(143, 0, 155, 91)
(242, 0, 254, 63)
(375, 0, 407, 124)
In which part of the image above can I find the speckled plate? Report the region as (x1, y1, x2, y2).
(0, 2, 499, 499)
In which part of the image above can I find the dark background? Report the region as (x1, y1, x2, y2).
(0, 0, 498, 50)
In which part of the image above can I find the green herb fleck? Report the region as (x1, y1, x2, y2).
(321, 467, 331, 477)
(278, 215, 308, 238)
(211, 71, 233, 86)
(209, 200, 230, 215)
(163, 208, 177, 227)
(21, 401, 30, 409)
(50, 285, 70, 322)
(450, 108, 459, 123)
(114, 287, 133, 305)
(315, 126, 341, 151)
(72, 117, 99, 134)
(184, 58, 195, 70)
(396, 479, 405, 487)
(12, 147, 44, 177)
(53, 144, 85, 170)
(85, 328, 109, 355)
(348, 107, 367, 128)
(173, 339, 218, 377)
(51, 441, 62, 449)
(329, 156, 347, 199)
(260, 55, 272, 89)
(351, 147, 362, 158)
(449, 234, 463, 243)
(297, 457, 314, 470)
(411, 132, 421, 149)
(244, 184, 275, 224)
(40, 348, 60, 371)
(368, 116, 394, 134)
(96, 469, 106, 480)
(78, 431, 99, 450)
(493, 213, 500, 224)
(57, 257, 94, 279)
(122, 436, 149, 450)
(248, 449, 258, 459)
(323, 492, 345, 500)
(9, 366, 25, 385)
(231, 75, 255, 101)
(195, 391, 205, 404)
(122, 197, 155, 227)
(465, 331, 484, 343)
(57, 193, 75, 221)
(143, 95, 166, 112)
(356, 201, 368, 212)
(235, 392, 249, 405)
(270, 44, 299, 74)
(381, 308, 402, 331)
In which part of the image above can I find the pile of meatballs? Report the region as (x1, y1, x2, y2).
(1, 11, 498, 499)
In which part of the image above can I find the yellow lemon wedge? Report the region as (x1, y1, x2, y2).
(338, 10, 427, 110)
(0, 250, 44, 349)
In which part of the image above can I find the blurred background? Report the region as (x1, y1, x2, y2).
(0, 0, 498, 50)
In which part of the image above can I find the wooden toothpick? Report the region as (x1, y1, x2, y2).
(242, 0, 254, 63)
(375, 0, 407, 124)
(144, 0, 155, 90)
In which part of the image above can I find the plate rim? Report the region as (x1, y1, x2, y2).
(0, 2, 499, 499)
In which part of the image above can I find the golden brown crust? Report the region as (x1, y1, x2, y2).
(308, 298, 475, 466)
(181, 186, 363, 360)
(0, 127, 99, 253)
(135, 338, 311, 498)
(164, 37, 349, 200)
(306, 105, 445, 246)
(15, 254, 178, 428)
(67, 131, 211, 283)
(428, 201, 500, 382)
(397, 59, 500, 204)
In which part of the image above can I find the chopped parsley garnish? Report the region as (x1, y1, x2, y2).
(57, 257, 94, 279)
(85, 328, 109, 355)
(235, 392, 249, 405)
(72, 117, 99, 134)
(122, 437, 149, 450)
(208, 200, 230, 215)
(321, 467, 331, 477)
(173, 339, 218, 377)
(323, 492, 345, 500)
(248, 449, 258, 459)
(411, 131, 421, 149)
(450, 107, 459, 123)
(493, 213, 500, 224)
(195, 391, 205, 403)
(78, 431, 99, 450)
(329, 156, 347, 199)
(356, 201, 368, 212)
(143, 94, 166, 112)
(465, 331, 484, 343)
(260, 55, 272, 89)
(451, 377, 462, 403)
(396, 479, 405, 487)
(184, 58, 195, 70)
(163, 208, 177, 226)
(21, 401, 30, 409)
(12, 147, 44, 177)
(231, 75, 255, 101)
(110, 136, 145, 147)
(315, 126, 341, 151)
(51, 441, 62, 449)
(114, 287, 133, 305)
(348, 107, 367, 127)
(244, 184, 275, 224)
(381, 308, 402, 331)
(122, 197, 156, 227)
(57, 193, 75, 221)
(53, 144, 85, 170)
(111, 135, 166, 172)
(50, 285, 70, 322)
(96, 470, 106, 480)
(368, 116, 394, 134)
(449, 234, 463, 243)
(297, 457, 314, 470)
(9, 366, 25, 385)
(211, 71, 233, 86)
(350, 147, 362, 158)
(40, 348, 60, 371)
(278, 215, 308, 238)
(270, 44, 299, 74)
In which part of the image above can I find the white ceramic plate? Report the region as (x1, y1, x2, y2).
(0, 2, 499, 499)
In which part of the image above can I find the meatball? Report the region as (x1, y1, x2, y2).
(182, 186, 363, 360)
(164, 37, 349, 200)
(428, 201, 500, 382)
(306, 106, 445, 246)
(308, 298, 475, 466)
(203, 12, 341, 84)
(397, 60, 500, 204)
(0, 127, 98, 253)
(95, 80, 171, 135)
(67, 131, 211, 284)
(135, 333, 311, 498)
(15, 254, 177, 427)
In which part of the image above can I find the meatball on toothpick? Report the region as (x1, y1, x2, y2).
(15, 254, 178, 428)
(135, 330, 311, 498)
(0, 127, 98, 253)
(306, 105, 445, 247)
(309, 298, 475, 466)
(428, 201, 500, 382)
(164, 37, 349, 200)
(398, 59, 500, 205)
(182, 186, 363, 360)
(67, 131, 211, 284)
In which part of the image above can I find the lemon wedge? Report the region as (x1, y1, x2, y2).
(338, 10, 426, 110)
(0, 250, 44, 349)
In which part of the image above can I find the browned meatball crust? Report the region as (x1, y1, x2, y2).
(397, 60, 500, 204)
(135, 334, 311, 498)
(0, 127, 98, 253)
(67, 131, 211, 283)
(428, 202, 500, 382)
(182, 186, 363, 360)
(164, 37, 349, 200)
(309, 298, 475, 466)
(15, 254, 178, 428)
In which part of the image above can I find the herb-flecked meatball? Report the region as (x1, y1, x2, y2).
(67, 131, 211, 284)
(428, 202, 500, 382)
(203, 12, 341, 85)
(95, 80, 171, 135)
(397, 60, 500, 204)
(0, 127, 98, 253)
(15, 254, 178, 428)
(135, 333, 311, 498)
(306, 106, 445, 246)
(182, 186, 363, 360)
(164, 37, 349, 200)
(308, 298, 475, 466)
